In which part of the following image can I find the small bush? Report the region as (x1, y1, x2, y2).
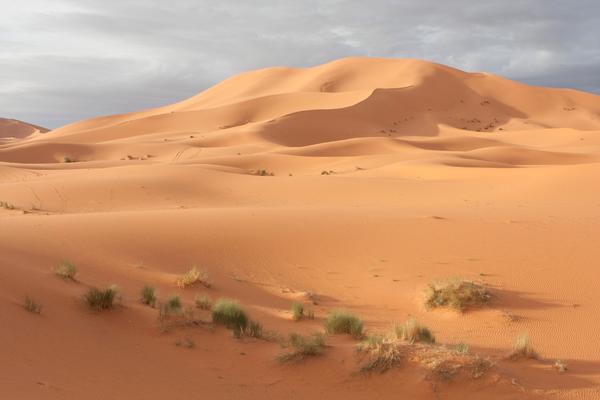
(278, 333, 326, 362)
(140, 285, 157, 307)
(508, 334, 537, 360)
(425, 278, 490, 312)
(84, 286, 117, 311)
(554, 359, 567, 373)
(244, 320, 263, 338)
(166, 295, 182, 311)
(63, 156, 75, 163)
(395, 318, 435, 344)
(291, 302, 304, 321)
(324, 309, 363, 339)
(212, 298, 248, 336)
(24, 296, 42, 314)
(252, 169, 274, 176)
(357, 335, 403, 373)
(175, 266, 210, 289)
(195, 293, 212, 310)
(54, 261, 77, 280)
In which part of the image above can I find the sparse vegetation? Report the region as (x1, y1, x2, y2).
(63, 156, 75, 163)
(54, 260, 77, 280)
(252, 169, 274, 176)
(166, 295, 182, 311)
(451, 343, 470, 354)
(84, 286, 118, 311)
(425, 278, 490, 312)
(244, 320, 263, 338)
(324, 309, 363, 339)
(24, 296, 42, 314)
(175, 266, 210, 289)
(0, 201, 15, 210)
(357, 335, 404, 373)
(508, 334, 537, 360)
(140, 285, 157, 307)
(195, 293, 212, 310)
(212, 298, 248, 336)
(277, 332, 326, 363)
(554, 359, 568, 373)
(395, 318, 435, 344)
(291, 302, 304, 321)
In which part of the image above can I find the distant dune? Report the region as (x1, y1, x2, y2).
(2, 58, 600, 400)
(0, 117, 48, 139)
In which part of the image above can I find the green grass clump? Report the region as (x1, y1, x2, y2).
(508, 334, 537, 360)
(291, 302, 304, 321)
(244, 320, 263, 338)
(140, 285, 157, 307)
(195, 293, 212, 310)
(24, 296, 42, 314)
(395, 318, 435, 344)
(277, 333, 326, 362)
(166, 295, 182, 310)
(54, 261, 77, 280)
(324, 309, 363, 339)
(84, 286, 118, 311)
(212, 298, 248, 336)
(175, 266, 210, 289)
(425, 278, 490, 312)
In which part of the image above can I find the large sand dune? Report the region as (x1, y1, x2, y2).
(2, 57, 600, 399)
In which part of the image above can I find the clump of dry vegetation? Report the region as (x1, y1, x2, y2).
(244, 320, 263, 339)
(554, 359, 568, 373)
(195, 293, 212, 310)
(425, 278, 491, 312)
(278, 332, 326, 363)
(175, 266, 210, 289)
(212, 298, 248, 337)
(357, 334, 405, 373)
(140, 285, 157, 307)
(291, 302, 304, 321)
(252, 169, 274, 176)
(395, 318, 435, 344)
(324, 309, 363, 339)
(84, 286, 118, 311)
(54, 260, 77, 280)
(24, 296, 42, 314)
(0, 201, 15, 210)
(508, 334, 537, 360)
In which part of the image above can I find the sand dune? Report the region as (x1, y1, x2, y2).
(0, 117, 48, 140)
(2, 57, 600, 399)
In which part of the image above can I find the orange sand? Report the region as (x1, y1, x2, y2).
(2, 57, 600, 399)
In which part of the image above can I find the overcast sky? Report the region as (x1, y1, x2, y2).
(2, 0, 600, 129)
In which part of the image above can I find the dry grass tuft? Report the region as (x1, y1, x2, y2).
(84, 286, 118, 311)
(425, 278, 490, 312)
(291, 302, 304, 321)
(54, 260, 77, 280)
(395, 318, 435, 344)
(140, 285, 157, 307)
(357, 335, 405, 373)
(212, 298, 248, 337)
(24, 296, 42, 314)
(324, 309, 363, 339)
(175, 266, 211, 289)
(278, 333, 326, 362)
(508, 334, 538, 360)
(195, 293, 212, 310)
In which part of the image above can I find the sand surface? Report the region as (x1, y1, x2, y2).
(2, 57, 600, 399)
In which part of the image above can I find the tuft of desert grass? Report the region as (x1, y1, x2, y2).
(324, 309, 363, 339)
(24, 296, 42, 314)
(195, 293, 212, 310)
(252, 169, 274, 176)
(54, 260, 77, 280)
(212, 298, 248, 336)
(140, 285, 157, 307)
(554, 359, 567, 373)
(244, 320, 263, 338)
(277, 332, 325, 362)
(175, 266, 210, 289)
(508, 334, 537, 360)
(357, 334, 404, 373)
(84, 286, 118, 311)
(0, 201, 15, 210)
(395, 318, 435, 344)
(425, 278, 490, 312)
(291, 302, 304, 321)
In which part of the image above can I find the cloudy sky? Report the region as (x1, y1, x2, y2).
(2, 0, 600, 128)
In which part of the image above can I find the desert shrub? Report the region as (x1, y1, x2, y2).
(212, 298, 248, 336)
(63, 156, 75, 163)
(425, 278, 490, 312)
(277, 333, 326, 362)
(24, 296, 42, 314)
(395, 318, 435, 344)
(554, 359, 567, 373)
(324, 309, 363, 339)
(195, 293, 212, 310)
(291, 302, 304, 321)
(252, 169, 274, 176)
(451, 343, 470, 354)
(166, 295, 182, 311)
(357, 335, 404, 373)
(54, 261, 77, 280)
(175, 266, 210, 289)
(508, 334, 537, 360)
(84, 286, 117, 311)
(140, 285, 157, 307)
(244, 320, 263, 338)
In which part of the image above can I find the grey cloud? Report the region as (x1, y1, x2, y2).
(1, 0, 599, 128)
